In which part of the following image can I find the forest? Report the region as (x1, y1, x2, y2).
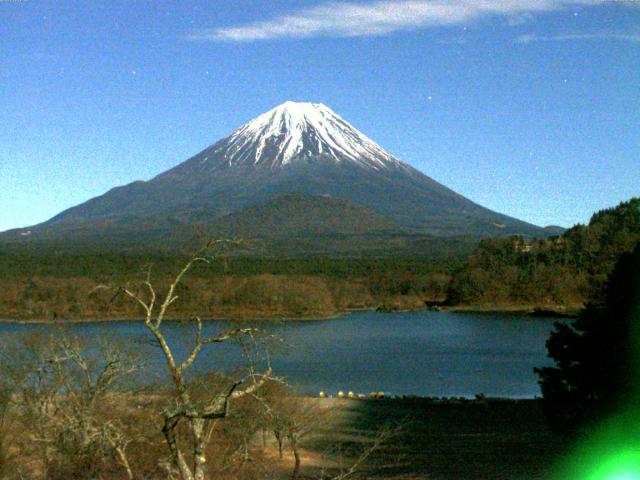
(446, 197, 640, 311)
(0, 198, 637, 321)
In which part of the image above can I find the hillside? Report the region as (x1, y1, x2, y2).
(0, 193, 480, 257)
(206, 193, 399, 236)
(446, 197, 640, 311)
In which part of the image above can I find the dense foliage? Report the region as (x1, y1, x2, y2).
(535, 243, 640, 433)
(446, 198, 640, 309)
(0, 254, 457, 320)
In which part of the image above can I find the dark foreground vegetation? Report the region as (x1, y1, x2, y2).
(536, 242, 640, 435)
(0, 331, 565, 480)
(0, 197, 638, 321)
(313, 397, 564, 480)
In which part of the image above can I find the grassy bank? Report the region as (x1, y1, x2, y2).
(438, 303, 581, 317)
(301, 397, 566, 480)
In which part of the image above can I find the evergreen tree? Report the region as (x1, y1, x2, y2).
(535, 242, 640, 433)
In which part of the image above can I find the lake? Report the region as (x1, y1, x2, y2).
(0, 311, 563, 398)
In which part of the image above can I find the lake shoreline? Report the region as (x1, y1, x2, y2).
(0, 302, 577, 324)
(0, 310, 557, 399)
(0, 304, 579, 324)
(435, 304, 580, 318)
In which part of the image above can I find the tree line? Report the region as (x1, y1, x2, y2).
(445, 197, 640, 310)
(0, 198, 638, 320)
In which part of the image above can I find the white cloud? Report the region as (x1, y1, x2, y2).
(517, 32, 640, 43)
(505, 12, 536, 26)
(187, 0, 619, 42)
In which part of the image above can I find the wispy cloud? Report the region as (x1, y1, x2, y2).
(437, 37, 468, 45)
(187, 0, 621, 42)
(517, 32, 640, 43)
(505, 12, 536, 27)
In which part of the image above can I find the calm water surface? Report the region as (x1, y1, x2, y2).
(0, 311, 562, 398)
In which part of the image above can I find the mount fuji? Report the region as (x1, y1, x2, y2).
(2, 101, 548, 253)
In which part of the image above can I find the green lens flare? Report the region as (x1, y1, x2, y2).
(585, 450, 640, 480)
(552, 295, 640, 480)
(558, 446, 640, 480)
(553, 409, 640, 480)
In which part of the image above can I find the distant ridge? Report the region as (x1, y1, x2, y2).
(542, 225, 566, 236)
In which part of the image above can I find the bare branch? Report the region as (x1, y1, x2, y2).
(179, 317, 204, 372)
(201, 327, 269, 345)
(155, 255, 210, 329)
(98, 238, 278, 480)
(120, 287, 153, 319)
(332, 423, 403, 480)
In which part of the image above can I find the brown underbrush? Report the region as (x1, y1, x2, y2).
(0, 274, 449, 321)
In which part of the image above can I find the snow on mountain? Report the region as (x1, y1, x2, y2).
(19, 100, 547, 241)
(209, 101, 407, 170)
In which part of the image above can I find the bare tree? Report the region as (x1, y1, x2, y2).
(0, 330, 144, 479)
(0, 333, 59, 477)
(328, 423, 402, 480)
(0, 373, 12, 478)
(104, 240, 280, 480)
(263, 388, 324, 480)
(46, 334, 142, 479)
(260, 385, 402, 480)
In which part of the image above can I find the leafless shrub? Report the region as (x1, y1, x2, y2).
(0, 330, 145, 479)
(99, 240, 283, 480)
(330, 422, 403, 480)
(259, 385, 326, 479)
(0, 376, 12, 478)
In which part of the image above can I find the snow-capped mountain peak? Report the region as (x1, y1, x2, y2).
(213, 101, 405, 170)
(27, 101, 547, 241)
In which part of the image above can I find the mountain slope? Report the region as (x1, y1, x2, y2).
(0, 193, 480, 257)
(206, 193, 400, 237)
(6, 101, 546, 247)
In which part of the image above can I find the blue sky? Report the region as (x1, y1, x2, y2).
(0, 0, 638, 232)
